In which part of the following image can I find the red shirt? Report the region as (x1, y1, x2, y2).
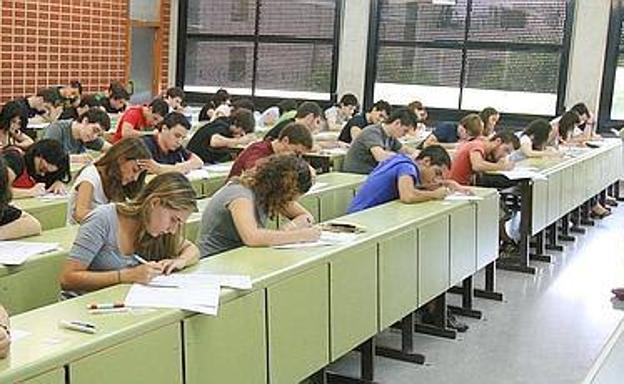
(228, 140, 275, 179)
(449, 140, 487, 185)
(112, 106, 147, 143)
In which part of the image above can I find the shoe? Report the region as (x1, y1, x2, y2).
(447, 311, 469, 333)
(606, 198, 617, 207)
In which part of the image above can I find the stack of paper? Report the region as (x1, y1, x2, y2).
(273, 231, 359, 249)
(0, 241, 60, 265)
(124, 273, 252, 316)
(445, 192, 483, 201)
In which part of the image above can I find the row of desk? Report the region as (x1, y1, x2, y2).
(1, 173, 365, 316)
(0, 187, 500, 383)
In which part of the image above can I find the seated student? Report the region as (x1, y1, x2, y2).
(198, 154, 320, 257)
(139, 112, 203, 174)
(0, 156, 42, 239)
(43, 108, 112, 163)
(111, 98, 169, 144)
(211, 88, 232, 121)
(348, 145, 470, 213)
(569, 102, 600, 140)
(264, 101, 323, 140)
(68, 138, 151, 224)
(55, 81, 83, 110)
(99, 81, 131, 114)
(228, 122, 314, 179)
(0, 101, 34, 150)
(2, 139, 70, 197)
(338, 100, 392, 144)
(423, 113, 484, 148)
(274, 99, 298, 125)
(198, 99, 216, 122)
(325, 93, 359, 131)
(516, 119, 560, 160)
(550, 110, 581, 146)
(480, 107, 500, 137)
(187, 108, 256, 164)
(407, 100, 428, 134)
(162, 86, 185, 113)
(343, 108, 419, 175)
(450, 130, 519, 186)
(58, 95, 91, 121)
(0, 305, 9, 359)
(14, 88, 62, 122)
(59, 172, 199, 294)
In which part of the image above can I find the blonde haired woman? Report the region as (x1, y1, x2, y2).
(59, 172, 199, 293)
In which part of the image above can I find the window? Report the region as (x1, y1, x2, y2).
(179, 0, 341, 101)
(599, 1, 624, 128)
(369, 0, 573, 116)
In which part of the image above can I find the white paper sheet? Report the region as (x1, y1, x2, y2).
(0, 241, 60, 265)
(38, 193, 69, 200)
(203, 164, 233, 173)
(185, 169, 211, 181)
(273, 231, 358, 249)
(124, 283, 220, 316)
(445, 192, 483, 201)
(306, 182, 329, 194)
(149, 273, 252, 290)
(499, 169, 547, 181)
(319, 148, 348, 156)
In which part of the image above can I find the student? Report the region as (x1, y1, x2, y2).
(198, 154, 320, 257)
(0, 101, 34, 150)
(423, 113, 484, 147)
(407, 100, 428, 133)
(198, 99, 216, 122)
(163, 87, 185, 113)
(338, 100, 392, 144)
(55, 80, 83, 110)
(187, 108, 256, 163)
(551, 110, 581, 145)
(43, 108, 112, 163)
(480, 107, 500, 137)
(14, 88, 62, 121)
(2, 139, 70, 197)
(111, 98, 169, 144)
(228, 122, 314, 179)
(449, 130, 519, 186)
(0, 305, 9, 359)
(211, 88, 232, 121)
(517, 119, 559, 159)
(68, 138, 151, 224)
(348, 145, 470, 213)
(343, 108, 419, 175)
(58, 96, 91, 121)
(264, 101, 323, 140)
(59, 172, 199, 294)
(569, 102, 601, 140)
(100, 81, 131, 114)
(139, 112, 203, 174)
(0, 156, 42, 239)
(274, 99, 298, 125)
(325, 93, 359, 131)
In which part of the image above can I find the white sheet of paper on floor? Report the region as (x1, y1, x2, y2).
(445, 192, 483, 201)
(273, 231, 359, 249)
(0, 241, 60, 265)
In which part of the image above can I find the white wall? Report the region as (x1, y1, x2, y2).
(564, 0, 611, 113)
(335, 0, 371, 102)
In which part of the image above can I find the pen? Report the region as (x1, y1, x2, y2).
(89, 307, 129, 315)
(87, 302, 125, 310)
(133, 255, 149, 265)
(59, 320, 97, 334)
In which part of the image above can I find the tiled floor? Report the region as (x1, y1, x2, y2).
(329, 204, 624, 384)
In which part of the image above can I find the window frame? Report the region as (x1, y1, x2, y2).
(176, 0, 343, 106)
(598, 0, 624, 130)
(364, 0, 576, 123)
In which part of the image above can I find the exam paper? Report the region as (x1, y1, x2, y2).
(125, 283, 220, 316)
(149, 273, 252, 290)
(204, 163, 233, 173)
(273, 231, 358, 249)
(185, 169, 211, 181)
(38, 193, 69, 200)
(445, 192, 483, 201)
(0, 241, 60, 265)
(499, 169, 547, 181)
(320, 147, 348, 156)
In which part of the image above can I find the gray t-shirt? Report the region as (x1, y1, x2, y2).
(343, 124, 403, 174)
(43, 119, 105, 154)
(197, 181, 267, 257)
(69, 204, 139, 271)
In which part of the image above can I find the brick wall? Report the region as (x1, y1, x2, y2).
(159, 0, 171, 93)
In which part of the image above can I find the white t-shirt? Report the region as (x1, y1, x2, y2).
(67, 164, 109, 225)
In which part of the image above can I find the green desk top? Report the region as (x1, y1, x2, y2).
(13, 197, 68, 212)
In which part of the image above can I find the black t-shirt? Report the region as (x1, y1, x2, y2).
(338, 114, 369, 144)
(0, 205, 22, 226)
(59, 107, 79, 121)
(264, 118, 295, 141)
(1, 149, 25, 179)
(187, 119, 233, 163)
(15, 97, 42, 119)
(98, 96, 126, 114)
(141, 135, 192, 165)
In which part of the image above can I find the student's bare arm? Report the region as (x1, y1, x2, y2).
(210, 134, 254, 148)
(469, 151, 511, 172)
(350, 126, 363, 141)
(73, 182, 95, 223)
(370, 146, 395, 163)
(397, 175, 447, 203)
(0, 212, 42, 240)
(121, 122, 141, 139)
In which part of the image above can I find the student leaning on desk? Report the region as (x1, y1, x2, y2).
(0, 156, 42, 240)
(59, 172, 199, 294)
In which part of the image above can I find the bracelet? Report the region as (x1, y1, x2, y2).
(0, 323, 9, 338)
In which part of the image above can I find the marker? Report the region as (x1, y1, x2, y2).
(59, 320, 97, 334)
(87, 303, 125, 310)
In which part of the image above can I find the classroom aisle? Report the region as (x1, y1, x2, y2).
(330, 204, 624, 384)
